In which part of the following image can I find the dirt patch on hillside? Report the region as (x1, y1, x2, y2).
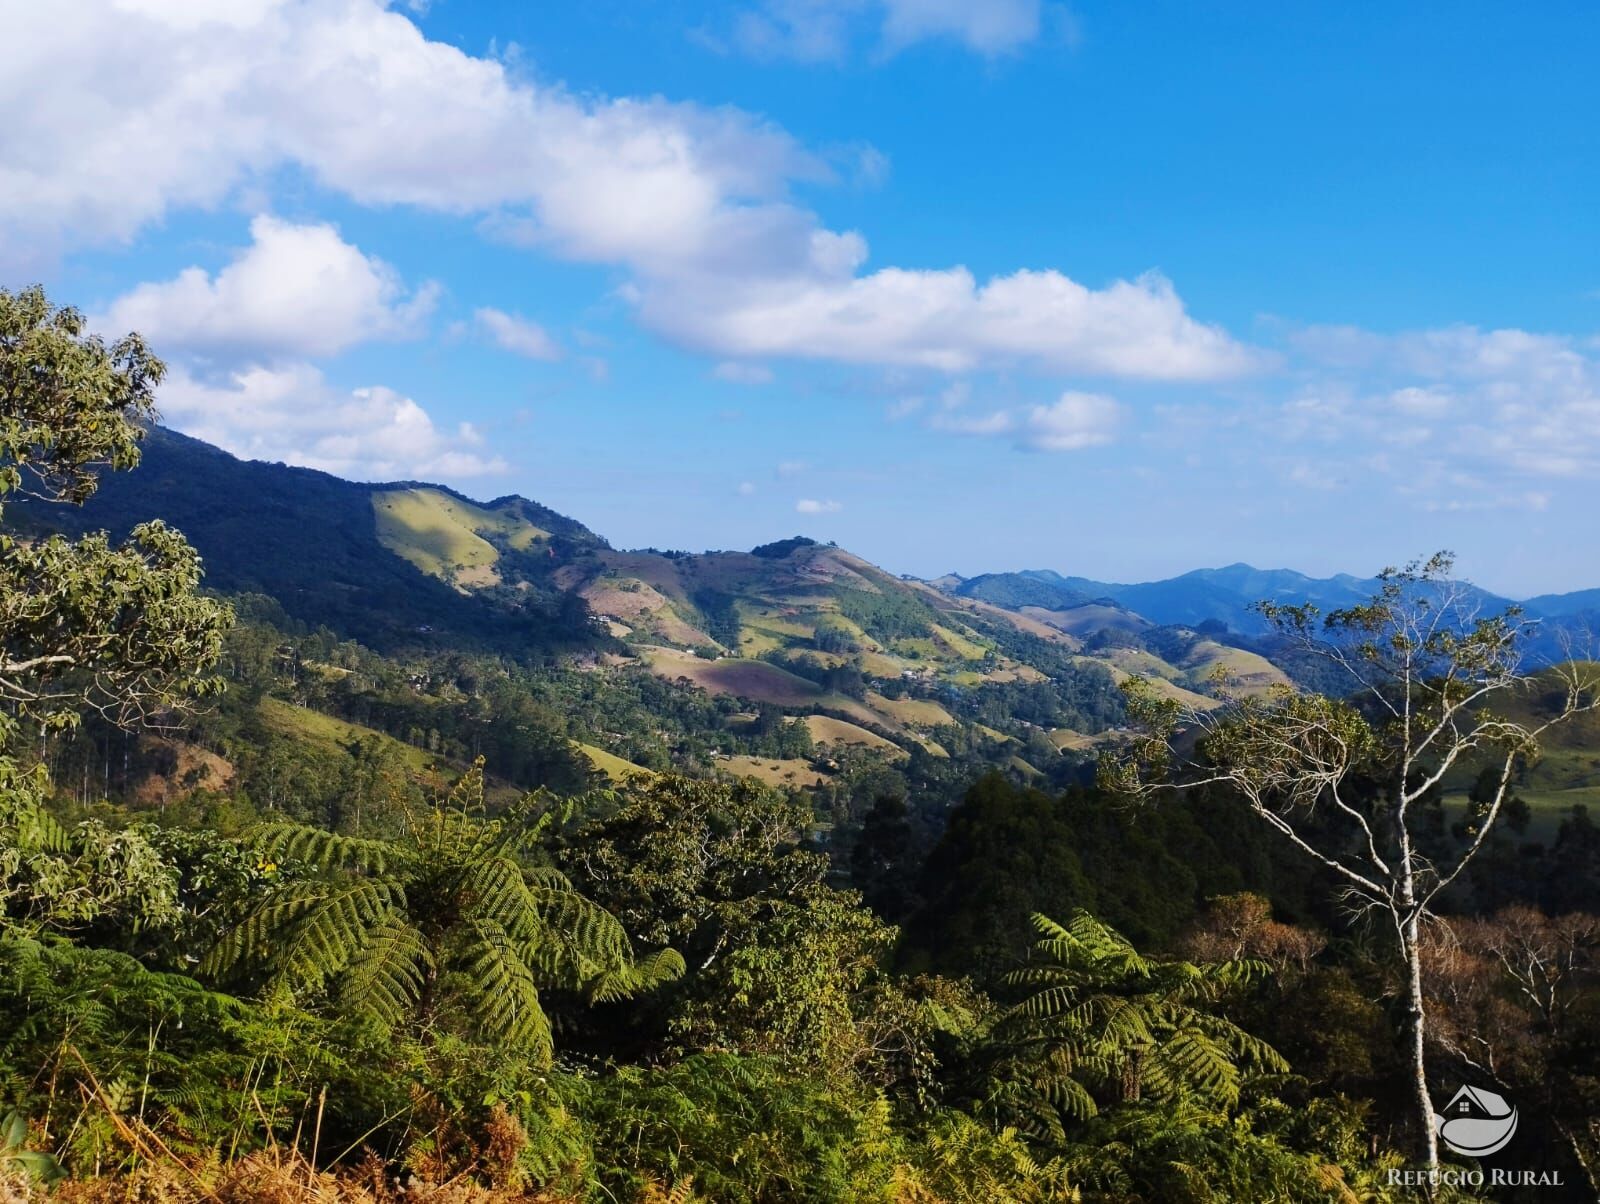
(132, 741, 235, 806)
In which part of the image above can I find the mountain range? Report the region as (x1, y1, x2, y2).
(18, 425, 1597, 786)
(940, 565, 1599, 657)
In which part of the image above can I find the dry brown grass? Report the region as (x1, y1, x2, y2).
(1, 1171, 34, 1204)
(46, 1150, 584, 1204)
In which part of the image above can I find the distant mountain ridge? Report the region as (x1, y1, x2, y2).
(21, 425, 1293, 774)
(936, 565, 1598, 660)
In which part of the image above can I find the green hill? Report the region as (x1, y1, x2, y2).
(373, 487, 550, 586)
(22, 426, 1298, 777)
(17, 425, 604, 656)
(1440, 666, 1600, 834)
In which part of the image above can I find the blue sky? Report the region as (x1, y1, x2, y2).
(4, 1, 1597, 595)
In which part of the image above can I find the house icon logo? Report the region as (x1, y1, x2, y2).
(1435, 1085, 1518, 1157)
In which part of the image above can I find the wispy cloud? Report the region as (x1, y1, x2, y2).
(1281, 323, 1600, 480)
(711, 0, 1051, 63)
(927, 389, 1124, 451)
(475, 307, 561, 360)
(713, 361, 775, 385)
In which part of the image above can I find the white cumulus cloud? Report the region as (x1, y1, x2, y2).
(99, 215, 436, 360)
(1020, 391, 1123, 451)
(639, 263, 1258, 379)
(158, 362, 506, 481)
(796, 497, 843, 513)
(0, 0, 1252, 385)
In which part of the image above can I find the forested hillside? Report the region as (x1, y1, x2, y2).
(6, 288, 1600, 1202)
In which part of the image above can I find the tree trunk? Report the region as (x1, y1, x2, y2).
(1555, 1120, 1600, 1199)
(1402, 913, 1439, 1172)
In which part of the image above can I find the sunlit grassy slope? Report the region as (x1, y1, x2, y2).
(259, 697, 434, 772)
(372, 488, 548, 583)
(573, 741, 656, 783)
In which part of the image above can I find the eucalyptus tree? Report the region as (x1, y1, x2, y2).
(1104, 552, 1600, 1170)
(0, 285, 231, 748)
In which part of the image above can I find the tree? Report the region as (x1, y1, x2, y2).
(1106, 552, 1600, 1170)
(1424, 906, 1600, 1191)
(558, 775, 927, 1090)
(0, 285, 231, 747)
(991, 911, 1284, 1141)
(557, 774, 827, 965)
(850, 793, 918, 921)
(206, 762, 683, 1064)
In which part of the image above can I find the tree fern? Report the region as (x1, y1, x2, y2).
(209, 760, 681, 1062)
(249, 823, 402, 875)
(993, 911, 1286, 1139)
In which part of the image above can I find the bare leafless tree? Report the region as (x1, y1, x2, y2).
(1425, 907, 1600, 1192)
(1103, 552, 1600, 1171)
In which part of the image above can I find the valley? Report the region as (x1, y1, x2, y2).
(27, 424, 1600, 829)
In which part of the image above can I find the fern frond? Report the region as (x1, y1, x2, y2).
(206, 877, 402, 991)
(585, 946, 686, 1003)
(251, 823, 401, 875)
(460, 917, 553, 1063)
(338, 915, 430, 1028)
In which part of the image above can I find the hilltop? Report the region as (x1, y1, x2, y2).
(26, 427, 1300, 788)
(32, 425, 1595, 802)
(15, 425, 607, 655)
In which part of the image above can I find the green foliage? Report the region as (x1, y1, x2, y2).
(209, 762, 683, 1064)
(582, 1053, 901, 1203)
(992, 912, 1285, 1139)
(668, 887, 897, 1085)
(835, 587, 937, 642)
(907, 775, 1284, 979)
(558, 774, 828, 953)
(1055, 1095, 1416, 1204)
(0, 287, 232, 750)
(1, 1111, 62, 1184)
(907, 1110, 1078, 1202)
(690, 588, 742, 647)
(0, 758, 233, 946)
(0, 285, 159, 506)
(558, 774, 932, 1089)
(749, 536, 817, 559)
(0, 932, 318, 1168)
